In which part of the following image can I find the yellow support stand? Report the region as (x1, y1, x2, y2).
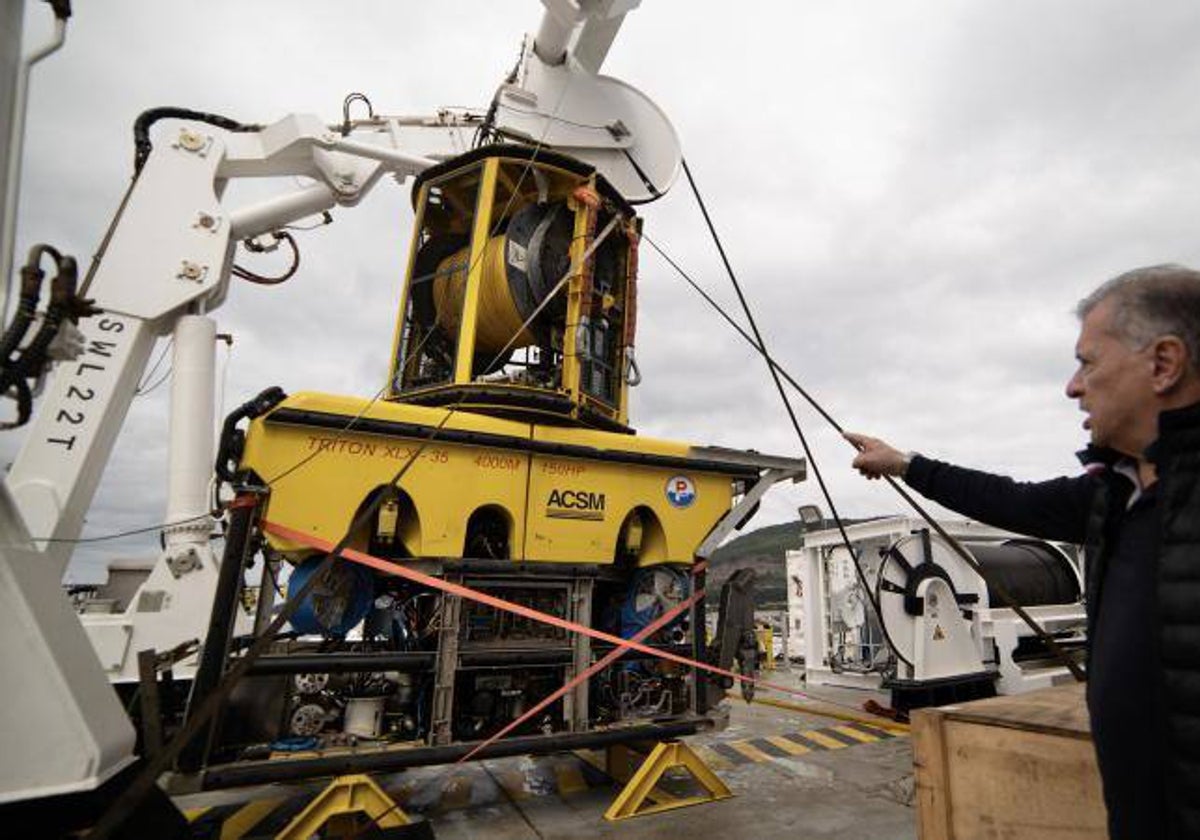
(603, 740, 733, 821)
(276, 773, 410, 839)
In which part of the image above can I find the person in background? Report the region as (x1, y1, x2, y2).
(846, 264, 1200, 840)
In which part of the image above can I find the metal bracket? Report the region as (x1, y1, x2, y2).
(172, 128, 212, 157)
(695, 466, 801, 560)
(164, 544, 206, 578)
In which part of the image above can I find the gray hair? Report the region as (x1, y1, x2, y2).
(1076, 264, 1200, 369)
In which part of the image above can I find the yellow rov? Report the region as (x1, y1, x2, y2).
(239, 145, 801, 567)
(192, 145, 802, 786)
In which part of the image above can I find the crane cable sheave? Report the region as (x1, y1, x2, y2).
(493, 0, 681, 204)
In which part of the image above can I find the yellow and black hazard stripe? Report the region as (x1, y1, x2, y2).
(183, 722, 898, 834)
(185, 790, 323, 840)
(183, 756, 607, 837)
(697, 721, 901, 768)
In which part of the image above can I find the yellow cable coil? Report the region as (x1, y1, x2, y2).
(433, 235, 536, 355)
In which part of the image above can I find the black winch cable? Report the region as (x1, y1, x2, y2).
(678, 158, 912, 668)
(666, 162, 1085, 682)
(660, 233, 1086, 682)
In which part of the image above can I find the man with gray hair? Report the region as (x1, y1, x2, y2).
(847, 264, 1200, 839)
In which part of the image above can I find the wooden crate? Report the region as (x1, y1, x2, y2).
(911, 683, 1108, 839)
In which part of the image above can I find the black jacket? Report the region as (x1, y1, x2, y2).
(1148, 401, 1200, 838)
(904, 400, 1200, 839)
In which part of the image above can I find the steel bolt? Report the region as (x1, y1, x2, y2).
(179, 261, 204, 281)
(178, 129, 205, 152)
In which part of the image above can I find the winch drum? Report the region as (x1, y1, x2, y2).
(875, 534, 1081, 665)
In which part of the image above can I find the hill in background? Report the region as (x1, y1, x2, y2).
(706, 517, 877, 609)
(707, 520, 805, 609)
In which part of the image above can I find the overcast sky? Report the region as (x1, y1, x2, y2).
(12, 1, 1200, 580)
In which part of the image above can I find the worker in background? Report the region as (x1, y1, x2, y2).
(845, 264, 1200, 840)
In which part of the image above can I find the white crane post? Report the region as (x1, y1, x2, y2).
(534, 0, 582, 65)
(163, 314, 215, 550)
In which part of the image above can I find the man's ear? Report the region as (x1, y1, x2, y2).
(1150, 335, 1188, 394)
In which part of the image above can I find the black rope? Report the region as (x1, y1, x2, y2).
(678, 158, 911, 668)
(31, 513, 213, 545)
(655, 169, 1085, 682)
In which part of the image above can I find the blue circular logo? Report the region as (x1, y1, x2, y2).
(666, 475, 696, 508)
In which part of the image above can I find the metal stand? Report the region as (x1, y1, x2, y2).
(602, 740, 732, 821)
(275, 774, 418, 839)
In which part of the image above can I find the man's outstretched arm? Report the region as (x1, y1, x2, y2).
(845, 432, 1094, 544)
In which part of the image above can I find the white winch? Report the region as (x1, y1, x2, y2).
(877, 528, 1085, 710)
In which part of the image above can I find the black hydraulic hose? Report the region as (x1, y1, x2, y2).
(45, 0, 72, 21)
(215, 386, 287, 483)
(0, 371, 31, 430)
(0, 248, 93, 429)
(14, 254, 77, 371)
(0, 244, 58, 362)
(132, 107, 262, 173)
(0, 245, 48, 425)
(340, 92, 375, 136)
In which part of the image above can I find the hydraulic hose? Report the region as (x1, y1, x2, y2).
(132, 106, 261, 173)
(0, 244, 58, 362)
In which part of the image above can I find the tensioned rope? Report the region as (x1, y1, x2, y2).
(670, 158, 1085, 683)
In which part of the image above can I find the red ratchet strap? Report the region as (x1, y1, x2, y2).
(259, 521, 814, 703)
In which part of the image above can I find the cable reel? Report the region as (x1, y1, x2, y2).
(875, 530, 1081, 676)
(392, 145, 640, 429)
(418, 199, 576, 356)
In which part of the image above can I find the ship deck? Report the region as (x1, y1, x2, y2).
(175, 670, 916, 839)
